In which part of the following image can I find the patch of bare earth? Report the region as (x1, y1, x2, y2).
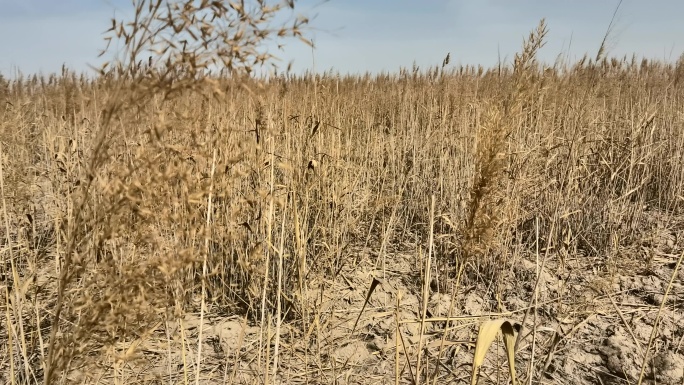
(66, 208, 680, 385)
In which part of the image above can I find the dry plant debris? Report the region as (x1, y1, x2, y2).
(0, 7, 683, 385)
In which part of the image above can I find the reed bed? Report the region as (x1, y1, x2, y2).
(1, 4, 683, 384)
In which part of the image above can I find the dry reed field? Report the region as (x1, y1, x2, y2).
(1, 2, 684, 385)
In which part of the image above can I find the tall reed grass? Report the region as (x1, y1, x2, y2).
(1, 5, 683, 384)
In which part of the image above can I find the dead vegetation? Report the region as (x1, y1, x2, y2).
(1, 3, 683, 385)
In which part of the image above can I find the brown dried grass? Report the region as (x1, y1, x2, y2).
(1, 5, 684, 385)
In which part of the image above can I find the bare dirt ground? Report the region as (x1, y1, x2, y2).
(47, 208, 679, 385)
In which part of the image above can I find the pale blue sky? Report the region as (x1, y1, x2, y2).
(1, 0, 683, 77)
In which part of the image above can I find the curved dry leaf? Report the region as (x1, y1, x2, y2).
(470, 319, 520, 385)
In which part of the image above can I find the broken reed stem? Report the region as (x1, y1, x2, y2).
(416, 195, 436, 385)
(195, 148, 217, 385)
(273, 182, 288, 383)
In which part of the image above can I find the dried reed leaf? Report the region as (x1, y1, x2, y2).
(470, 319, 520, 385)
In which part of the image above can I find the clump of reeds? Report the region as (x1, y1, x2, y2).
(459, 20, 548, 278)
(39, 1, 310, 383)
